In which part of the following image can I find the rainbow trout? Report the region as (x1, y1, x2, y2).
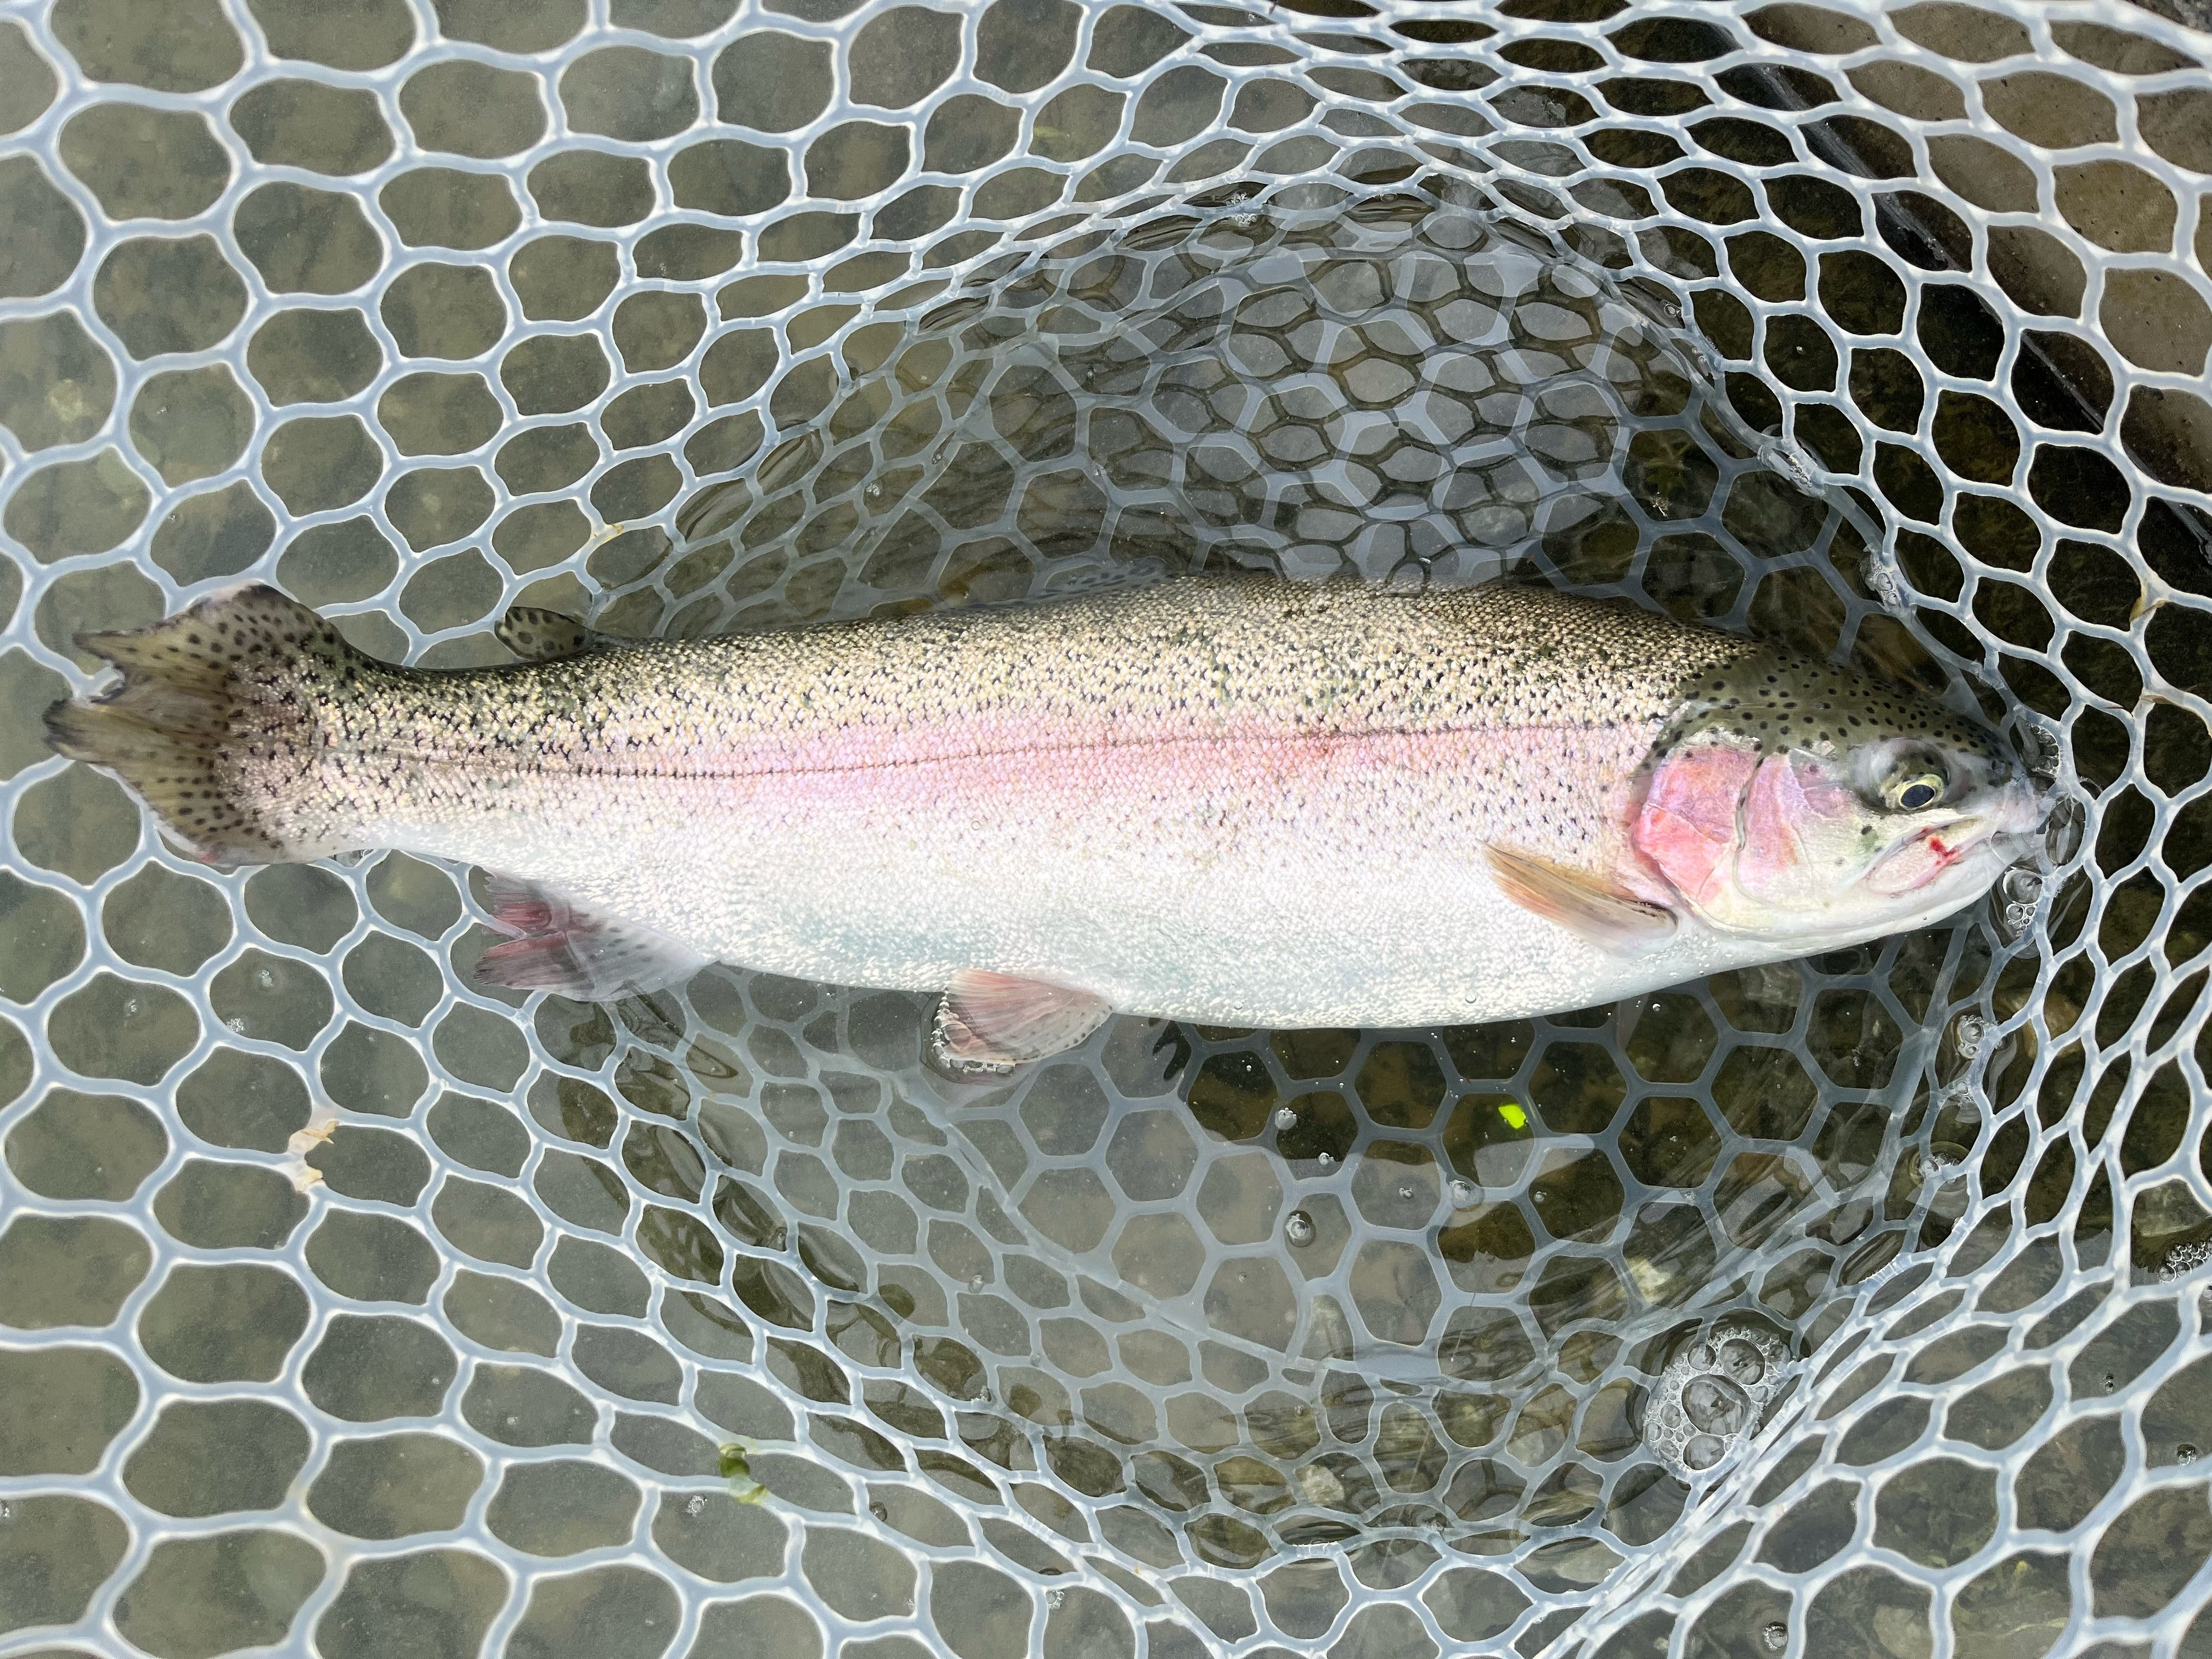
(49, 577, 2036, 1069)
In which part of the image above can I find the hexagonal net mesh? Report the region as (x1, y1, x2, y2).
(1, 0, 2208, 1655)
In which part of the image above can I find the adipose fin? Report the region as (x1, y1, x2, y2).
(495, 607, 614, 663)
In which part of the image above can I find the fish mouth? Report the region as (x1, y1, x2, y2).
(1870, 823, 1991, 895)
(1864, 785, 2040, 899)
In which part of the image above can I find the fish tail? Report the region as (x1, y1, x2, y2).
(43, 583, 374, 865)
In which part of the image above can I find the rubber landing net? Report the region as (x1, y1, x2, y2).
(0, 0, 2208, 1655)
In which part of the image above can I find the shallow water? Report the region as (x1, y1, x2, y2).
(3, 1, 2211, 1656)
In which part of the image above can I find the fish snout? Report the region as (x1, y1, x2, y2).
(1864, 809, 2018, 898)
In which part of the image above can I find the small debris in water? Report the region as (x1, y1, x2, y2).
(1295, 1462, 1347, 1505)
(1755, 438, 1818, 490)
(1284, 1210, 1316, 1247)
(719, 1441, 769, 1502)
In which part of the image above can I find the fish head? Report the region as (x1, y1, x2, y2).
(1630, 648, 2041, 946)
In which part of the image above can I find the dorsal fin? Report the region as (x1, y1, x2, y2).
(496, 607, 612, 663)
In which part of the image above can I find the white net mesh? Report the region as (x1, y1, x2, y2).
(2, 0, 2209, 1655)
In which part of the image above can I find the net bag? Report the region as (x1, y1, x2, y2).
(0, 0, 2208, 1655)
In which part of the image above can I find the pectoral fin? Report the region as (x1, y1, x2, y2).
(932, 971, 1113, 1072)
(496, 607, 613, 663)
(474, 874, 709, 1000)
(1483, 845, 1678, 955)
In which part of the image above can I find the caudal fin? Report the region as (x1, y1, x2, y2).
(44, 584, 369, 865)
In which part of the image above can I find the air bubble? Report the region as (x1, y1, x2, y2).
(1914, 1143, 1967, 1184)
(1449, 1179, 1476, 1208)
(1317, 1152, 1335, 1170)
(2179, 1444, 2199, 1464)
(1273, 1105, 1299, 1131)
(1284, 1210, 1316, 1247)
(1935, 1084, 1982, 1126)
(1683, 1433, 1726, 1471)
(1716, 1339, 1765, 1387)
(2159, 1241, 2212, 1281)
(1762, 1623, 1787, 1652)
(2021, 722, 2063, 785)
(686, 1495, 706, 1516)
(1647, 1323, 1790, 1481)
(1952, 1015, 1985, 1059)
(1683, 1375, 1750, 1435)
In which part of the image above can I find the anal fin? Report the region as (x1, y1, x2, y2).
(1483, 845, 1677, 955)
(932, 970, 1112, 1073)
(475, 874, 709, 1000)
(496, 607, 613, 663)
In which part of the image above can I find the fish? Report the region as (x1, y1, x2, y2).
(46, 575, 2040, 1071)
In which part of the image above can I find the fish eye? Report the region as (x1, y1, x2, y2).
(1882, 763, 1948, 812)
